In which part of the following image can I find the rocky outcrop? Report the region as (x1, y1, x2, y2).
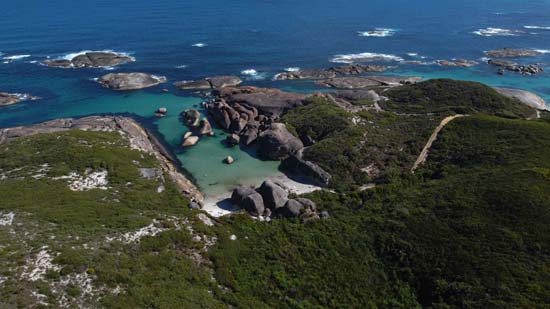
(436, 59, 478, 67)
(97, 73, 167, 90)
(486, 48, 542, 58)
(212, 86, 307, 116)
(0, 116, 203, 202)
(43, 51, 134, 68)
(229, 180, 323, 220)
(174, 76, 242, 90)
(487, 59, 544, 76)
(493, 87, 547, 110)
(275, 64, 387, 80)
(182, 109, 201, 127)
(182, 136, 199, 147)
(257, 123, 304, 160)
(0, 92, 40, 106)
(316, 76, 421, 89)
(198, 119, 214, 136)
(257, 180, 288, 210)
(282, 153, 332, 186)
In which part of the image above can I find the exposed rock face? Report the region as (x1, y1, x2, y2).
(488, 59, 544, 76)
(182, 136, 199, 147)
(213, 86, 307, 117)
(182, 109, 201, 127)
(282, 153, 332, 186)
(198, 119, 214, 136)
(257, 180, 288, 210)
(275, 64, 387, 80)
(275, 198, 318, 220)
(486, 48, 542, 58)
(257, 123, 304, 160)
(241, 192, 265, 216)
(97, 73, 167, 90)
(333, 89, 381, 103)
(436, 59, 478, 67)
(174, 76, 242, 90)
(43, 51, 134, 68)
(0, 116, 203, 201)
(0, 92, 40, 106)
(316, 76, 421, 89)
(493, 87, 547, 110)
(230, 186, 257, 205)
(229, 181, 323, 220)
(226, 134, 240, 146)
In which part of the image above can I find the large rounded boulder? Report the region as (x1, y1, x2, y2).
(257, 180, 288, 210)
(257, 123, 304, 160)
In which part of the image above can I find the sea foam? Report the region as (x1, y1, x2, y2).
(284, 67, 300, 72)
(241, 69, 266, 80)
(60, 50, 135, 62)
(192, 43, 207, 47)
(358, 28, 397, 37)
(472, 27, 524, 36)
(524, 25, 550, 30)
(2, 54, 31, 61)
(331, 52, 404, 63)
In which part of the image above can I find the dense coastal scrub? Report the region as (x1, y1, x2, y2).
(209, 115, 550, 307)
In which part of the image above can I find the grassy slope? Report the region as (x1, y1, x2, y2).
(209, 115, 550, 307)
(381, 79, 535, 119)
(0, 130, 225, 308)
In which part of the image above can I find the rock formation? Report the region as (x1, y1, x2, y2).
(97, 73, 167, 90)
(44, 51, 134, 68)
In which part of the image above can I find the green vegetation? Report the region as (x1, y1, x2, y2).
(382, 79, 536, 118)
(209, 115, 550, 307)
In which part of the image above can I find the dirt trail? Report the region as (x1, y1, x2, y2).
(411, 114, 466, 173)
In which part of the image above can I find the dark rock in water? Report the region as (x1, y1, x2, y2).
(316, 76, 421, 89)
(257, 180, 288, 210)
(275, 64, 387, 80)
(198, 118, 214, 136)
(226, 134, 240, 146)
(241, 126, 259, 145)
(174, 80, 212, 90)
(486, 48, 542, 58)
(487, 59, 544, 76)
(231, 186, 256, 205)
(97, 73, 166, 90)
(213, 86, 307, 116)
(241, 192, 265, 216)
(282, 154, 332, 186)
(182, 109, 201, 127)
(257, 123, 304, 160)
(436, 59, 478, 67)
(0, 92, 40, 107)
(44, 51, 134, 68)
(206, 76, 242, 88)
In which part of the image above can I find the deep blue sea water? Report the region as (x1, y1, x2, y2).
(1, 0, 549, 195)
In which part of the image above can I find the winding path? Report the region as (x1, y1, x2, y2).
(411, 114, 466, 173)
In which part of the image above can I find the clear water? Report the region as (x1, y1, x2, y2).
(1, 0, 549, 196)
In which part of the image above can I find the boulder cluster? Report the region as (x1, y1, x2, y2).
(275, 64, 387, 80)
(488, 59, 543, 76)
(231, 180, 328, 221)
(180, 109, 214, 147)
(97, 73, 167, 91)
(174, 76, 243, 90)
(43, 51, 134, 69)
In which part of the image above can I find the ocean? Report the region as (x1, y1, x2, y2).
(1, 0, 549, 196)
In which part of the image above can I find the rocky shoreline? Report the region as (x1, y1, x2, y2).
(0, 116, 203, 202)
(0, 92, 40, 106)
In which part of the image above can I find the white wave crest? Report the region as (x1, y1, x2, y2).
(534, 49, 550, 54)
(472, 27, 524, 37)
(241, 69, 266, 80)
(284, 67, 300, 72)
(331, 52, 404, 63)
(358, 28, 397, 37)
(175, 64, 188, 69)
(524, 25, 550, 30)
(192, 43, 207, 47)
(2, 54, 31, 61)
